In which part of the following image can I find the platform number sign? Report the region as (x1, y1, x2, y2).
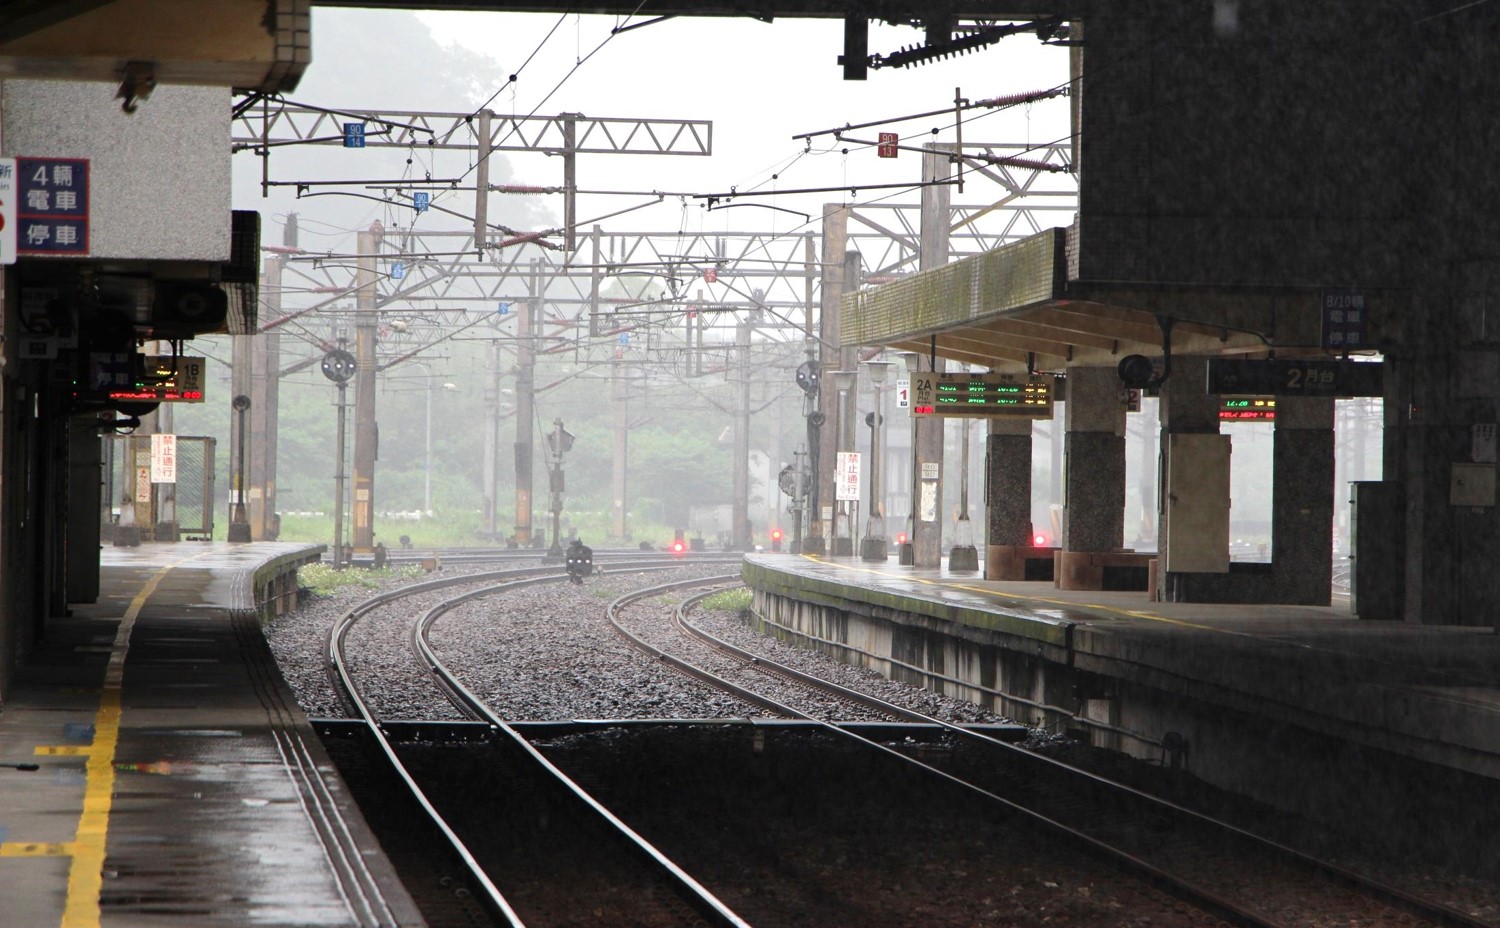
(895, 378, 910, 408)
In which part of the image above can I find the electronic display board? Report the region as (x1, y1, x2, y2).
(1219, 396, 1276, 421)
(911, 373, 1054, 418)
(103, 355, 206, 403)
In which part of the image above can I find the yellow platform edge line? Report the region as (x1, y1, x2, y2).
(59, 553, 202, 928)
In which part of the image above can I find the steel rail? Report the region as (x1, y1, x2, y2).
(326, 557, 742, 927)
(328, 567, 551, 927)
(684, 594, 1487, 928)
(409, 561, 754, 928)
(672, 586, 1493, 928)
(606, 575, 1281, 926)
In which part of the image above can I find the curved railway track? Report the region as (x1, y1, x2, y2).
(328, 555, 752, 928)
(322, 561, 1493, 928)
(602, 576, 1494, 928)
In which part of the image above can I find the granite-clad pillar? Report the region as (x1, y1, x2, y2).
(984, 417, 1036, 579)
(1062, 367, 1126, 552)
(1056, 367, 1129, 589)
(1272, 396, 1335, 605)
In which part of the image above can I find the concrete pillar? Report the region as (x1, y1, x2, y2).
(984, 416, 1036, 579)
(1062, 367, 1126, 552)
(811, 204, 850, 554)
(1157, 356, 1230, 600)
(912, 146, 953, 568)
(351, 221, 383, 554)
(1272, 396, 1335, 605)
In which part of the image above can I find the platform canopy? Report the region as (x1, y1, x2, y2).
(841, 227, 1376, 375)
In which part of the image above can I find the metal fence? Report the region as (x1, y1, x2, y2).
(103, 435, 217, 539)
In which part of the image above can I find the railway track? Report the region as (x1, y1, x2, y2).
(328, 556, 752, 928)
(321, 563, 1492, 927)
(603, 576, 1494, 928)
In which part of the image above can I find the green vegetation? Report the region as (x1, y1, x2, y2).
(701, 588, 752, 612)
(300, 563, 421, 596)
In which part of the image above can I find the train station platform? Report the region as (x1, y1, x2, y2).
(0, 543, 424, 928)
(742, 553, 1500, 855)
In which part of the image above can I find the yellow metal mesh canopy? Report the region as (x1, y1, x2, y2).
(841, 229, 1063, 347)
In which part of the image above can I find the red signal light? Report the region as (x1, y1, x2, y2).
(896, 532, 909, 545)
(770, 528, 782, 541)
(1033, 533, 1047, 546)
(670, 540, 686, 555)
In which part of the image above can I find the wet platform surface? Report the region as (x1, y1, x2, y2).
(744, 553, 1500, 781)
(0, 543, 424, 928)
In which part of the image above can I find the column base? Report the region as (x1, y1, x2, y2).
(113, 526, 141, 547)
(948, 545, 980, 572)
(227, 522, 252, 542)
(1056, 550, 1153, 591)
(860, 538, 888, 561)
(831, 537, 854, 557)
(802, 535, 826, 555)
(155, 522, 179, 543)
(985, 544, 1056, 581)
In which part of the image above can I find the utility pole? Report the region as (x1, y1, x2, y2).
(514, 260, 538, 546)
(249, 212, 292, 540)
(474, 110, 491, 255)
(352, 221, 383, 556)
(481, 339, 502, 538)
(811, 204, 850, 554)
(732, 319, 752, 549)
(908, 146, 952, 569)
(611, 359, 629, 541)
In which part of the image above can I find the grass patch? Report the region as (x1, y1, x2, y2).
(301, 563, 422, 596)
(700, 588, 752, 612)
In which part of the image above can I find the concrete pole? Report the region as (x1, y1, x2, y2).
(812, 204, 849, 552)
(911, 145, 952, 568)
(514, 261, 537, 546)
(474, 110, 491, 256)
(249, 249, 284, 540)
(732, 320, 752, 549)
(481, 340, 499, 536)
(562, 113, 579, 252)
(351, 221, 383, 555)
(611, 361, 630, 541)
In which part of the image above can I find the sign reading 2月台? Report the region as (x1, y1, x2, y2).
(17, 157, 89, 256)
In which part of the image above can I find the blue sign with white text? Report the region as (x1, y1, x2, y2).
(413, 192, 430, 212)
(344, 123, 366, 148)
(17, 157, 89, 255)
